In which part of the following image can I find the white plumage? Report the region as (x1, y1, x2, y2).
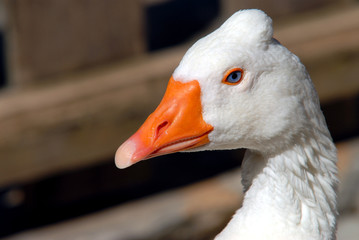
(116, 9, 338, 240)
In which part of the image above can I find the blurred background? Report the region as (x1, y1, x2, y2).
(0, 0, 358, 239)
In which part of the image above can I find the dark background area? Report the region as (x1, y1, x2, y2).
(146, 0, 219, 51)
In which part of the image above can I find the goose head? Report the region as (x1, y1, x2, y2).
(115, 9, 314, 169)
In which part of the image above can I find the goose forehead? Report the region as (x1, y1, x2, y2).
(173, 43, 255, 83)
(173, 52, 231, 81)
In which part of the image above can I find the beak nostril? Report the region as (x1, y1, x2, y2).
(155, 121, 169, 140)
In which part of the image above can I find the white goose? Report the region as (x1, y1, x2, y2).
(115, 9, 338, 240)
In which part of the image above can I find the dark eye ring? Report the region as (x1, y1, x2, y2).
(222, 68, 244, 85)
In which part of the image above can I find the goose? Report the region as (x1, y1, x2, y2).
(115, 9, 338, 240)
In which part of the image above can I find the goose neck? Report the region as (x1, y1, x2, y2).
(217, 136, 338, 240)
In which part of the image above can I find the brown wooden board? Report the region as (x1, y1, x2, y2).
(4, 0, 145, 86)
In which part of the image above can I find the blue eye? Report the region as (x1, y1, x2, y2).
(227, 71, 242, 83)
(223, 68, 244, 85)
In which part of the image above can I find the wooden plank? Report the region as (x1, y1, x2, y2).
(4, 0, 145, 86)
(0, 6, 359, 187)
(275, 5, 359, 62)
(337, 138, 359, 212)
(0, 1, 5, 30)
(2, 168, 244, 240)
(0, 47, 186, 187)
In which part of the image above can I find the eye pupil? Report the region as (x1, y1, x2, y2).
(231, 73, 238, 80)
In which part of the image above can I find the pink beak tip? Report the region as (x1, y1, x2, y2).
(115, 139, 137, 169)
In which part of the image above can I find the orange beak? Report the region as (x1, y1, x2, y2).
(115, 76, 213, 169)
